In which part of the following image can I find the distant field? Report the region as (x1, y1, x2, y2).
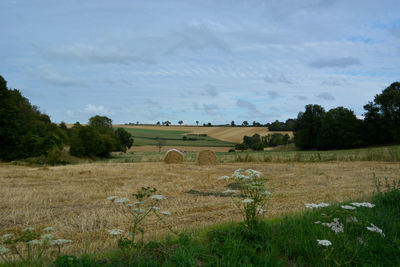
(116, 125, 293, 143)
(118, 127, 235, 147)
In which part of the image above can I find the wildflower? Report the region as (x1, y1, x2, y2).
(0, 246, 10, 255)
(107, 229, 124, 236)
(41, 234, 54, 240)
(50, 239, 72, 246)
(106, 196, 118, 200)
(242, 198, 254, 204)
(322, 218, 344, 234)
(314, 221, 321, 224)
(126, 203, 134, 207)
(150, 194, 166, 200)
(115, 197, 130, 203)
(161, 211, 171, 216)
(262, 190, 271, 196)
(346, 216, 358, 223)
(351, 202, 375, 208)
(222, 189, 236, 194)
(218, 176, 230, 180)
(133, 201, 142, 205)
(256, 207, 266, 214)
(150, 206, 160, 211)
(305, 202, 330, 209)
(43, 227, 56, 231)
(234, 168, 244, 173)
(2, 233, 13, 241)
(358, 237, 365, 245)
(28, 239, 42, 245)
(366, 223, 385, 237)
(341, 205, 356, 210)
(23, 227, 34, 232)
(317, 239, 332, 247)
(131, 208, 146, 214)
(245, 169, 261, 177)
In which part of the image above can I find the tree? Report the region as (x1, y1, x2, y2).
(115, 128, 134, 152)
(294, 104, 325, 150)
(231, 121, 236, 127)
(196, 120, 199, 126)
(156, 121, 161, 125)
(242, 121, 249, 126)
(178, 120, 183, 125)
(156, 137, 166, 152)
(89, 115, 112, 130)
(235, 143, 248, 151)
(163, 121, 171, 126)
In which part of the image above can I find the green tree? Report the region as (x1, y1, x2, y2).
(178, 120, 183, 125)
(115, 128, 134, 152)
(294, 104, 325, 149)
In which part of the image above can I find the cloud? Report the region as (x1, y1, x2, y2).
(296, 95, 308, 101)
(389, 28, 400, 38)
(202, 103, 221, 115)
(267, 90, 279, 99)
(316, 92, 335, 101)
(321, 78, 346, 86)
(38, 44, 154, 65)
(204, 84, 219, 96)
(236, 99, 265, 117)
(264, 74, 291, 84)
(167, 24, 231, 54)
(27, 66, 86, 87)
(84, 104, 114, 115)
(309, 57, 361, 68)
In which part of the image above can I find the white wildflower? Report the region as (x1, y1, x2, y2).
(150, 195, 166, 201)
(245, 169, 260, 177)
(234, 168, 244, 173)
(107, 229, 124, 236)
(314, 221, 321, 224)
(305, 202, 330, 209)
(28, 239, 42, 245)
(358, 237, 365, 245)
(41, 234, 54, 240)
(0, 246, 10, 255)
(317, 239, 332, 247)
(50, 239, 72, 246)
(351, 202, 375, 208)
(106, 196, 118, 200)
(322, 218, 344, 234)
(346, 216, 358, 223)
(256, 207, 266, 214)
(341, 205, 356, 210)
(242, 198, 254, 204)
(261, 190, 271, 196)
(366, 223, 385, 237)
(115, 197, 130, 203)
(2, 234, 13, 241)
(222, 189, 236, 194)
(43, 227, 56, 232)
(133, 201, 142, 205)
(150, 206, 160, 211)
(23, 227, 34, 232)
(161, 211, 171, 216)
(218, 176, 230, 180)
(131, 208, 146, 214)
(126, 203, 134, 207)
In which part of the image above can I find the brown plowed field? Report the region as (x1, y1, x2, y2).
(127, 146, 232, 152)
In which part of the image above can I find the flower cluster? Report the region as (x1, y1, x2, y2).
(106, 186, 174, 248)
(217, 168, 270, 228)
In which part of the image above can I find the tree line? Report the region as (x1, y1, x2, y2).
(0, 75, 133, 162)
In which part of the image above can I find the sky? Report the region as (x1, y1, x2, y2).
(1, 0, 399, 124)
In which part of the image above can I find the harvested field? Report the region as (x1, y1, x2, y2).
(1, 161, 398, 255)
(116, 125, 293, 143)
(128, 145, 232, 152)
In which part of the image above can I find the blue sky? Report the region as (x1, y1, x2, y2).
(1, 0, 399, 124)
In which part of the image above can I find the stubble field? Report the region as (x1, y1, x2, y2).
(1, 161, 399, 255)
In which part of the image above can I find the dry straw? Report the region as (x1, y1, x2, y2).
(164, 149, 184, 164)
(198, 150, 217, 165)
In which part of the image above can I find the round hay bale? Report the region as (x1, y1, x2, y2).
(164, 149, 184, 164)
(198, 150, 217, 165)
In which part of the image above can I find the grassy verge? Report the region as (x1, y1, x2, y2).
(30, 179, 398, 266)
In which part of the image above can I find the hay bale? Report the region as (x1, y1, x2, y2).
(198, 150, 217, 165)
(164, 149, 184, 164)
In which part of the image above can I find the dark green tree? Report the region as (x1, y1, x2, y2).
(115, 128, 134, 152)
(294, 104, 325, 149)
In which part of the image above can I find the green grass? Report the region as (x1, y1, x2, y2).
(118, 127, 234, 147)
(106, 145, 400, 163)
(46, 178, 400, 266)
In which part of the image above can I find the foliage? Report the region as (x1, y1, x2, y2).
(0, 75, 68, 161)
(217, 169, 271, 229)
(267, 119, 296, 131)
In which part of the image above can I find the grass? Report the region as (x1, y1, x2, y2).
(44, 178, 400, 266)
(119, 127, 235, 147)
(107, 145, 400, 163)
